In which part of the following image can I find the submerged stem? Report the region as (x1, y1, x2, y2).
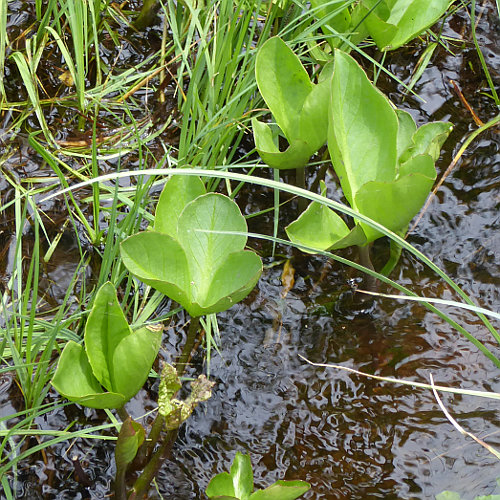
(358, 244, 377, 292)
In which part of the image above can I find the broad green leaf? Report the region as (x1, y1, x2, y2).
(253, 37, 330, 169)
(177, 193, 262, 315)
(298, 74, 331, 152)
(111, 326, 162, 401)
(121, 192, 262, 317)
(361, 0, 450, 51)
(51, 341, 126, 409)
(115, 418, 145, 470)
(329, 49, 398, 206)
(203, 250, 262, 315)
(255, 37, 313, 141)
(286, 200, 350, 252)
(399, 154, 437, 180)
(120, 231, 191, 306)
(85, 282, 132, 392)
(330, 223, 367, 250)
(249, 480, 311, 500)
(154, 175, 206, 238)
(206, 452, 253, 500)
(355, 168, 435, 241)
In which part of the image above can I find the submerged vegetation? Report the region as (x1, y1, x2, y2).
(0, 0, 499, 497)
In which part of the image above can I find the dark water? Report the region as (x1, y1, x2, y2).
(1, 1, 499, 499)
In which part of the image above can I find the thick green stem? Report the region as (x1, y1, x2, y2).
(117, 406, 130, 422)
(296, 167, 307, 213)
(115, 465, 128, 500)
(129, 429, 178, 500)
(380, 240, 403, 277)
(176, 316, 201, 377)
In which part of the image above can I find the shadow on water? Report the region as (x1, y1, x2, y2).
(0, 1, 499, 499)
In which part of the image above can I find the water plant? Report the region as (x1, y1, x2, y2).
(252, 36, 331, 171)
(121, 176, 263, 317)
(286, 48, 452, 273)
(206, 451, 310, 500)
(51, 282, 162, 409)
(1, 0, 498, 496)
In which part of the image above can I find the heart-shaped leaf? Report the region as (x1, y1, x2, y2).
(400, 121, 453, 163)
(85, 282, 162, 402)
(355, 167, 435, 242)
(121, 192, 262, 317)
(286, 197, 350, 252)
(154, 175, 206, 238)
(255, 37, 313, 142)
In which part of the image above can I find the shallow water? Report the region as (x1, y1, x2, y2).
(1, 1, 500, 499)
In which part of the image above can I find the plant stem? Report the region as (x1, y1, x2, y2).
(117, 406, 130, 422)
(358, 244, 377, 292)
(129, 429, 178, 500)
(296, 167, 307, 213)
(176, 316, 201, 376)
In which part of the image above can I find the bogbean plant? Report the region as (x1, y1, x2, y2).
(253, 38, 452, 276)
(51, 176, 309, 498)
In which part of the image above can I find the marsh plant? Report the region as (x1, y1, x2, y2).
(285, 48, 452, 274)
(50, 176, 265, 497)
(1, 0, 499, 497)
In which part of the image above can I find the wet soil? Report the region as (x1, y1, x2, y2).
(1, 1, 499, 499)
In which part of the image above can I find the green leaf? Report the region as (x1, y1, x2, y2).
(115, 417, 145, 470)
(85, 282, 133, 392)
(355, 165, 435, 241)
(84, 283, 162, 402)
(396, 109, 417, 161)
(286, 200, 350, 252)
(206, 452, 253, 500)
(310, 0, 351, 49)
(249, 480, 311, 500)
(255, 37, 313, 141)
(361, 0, 450, 51)
(122, 193, 262, 316)
(401, 121, 453, 163)
(121, 232, 191, 305)
(329, 49, 398, 206)
(251, 119, 314, 170)
(51, 341, 126, 409)
(111, 326, 162, 402)
(154, 175, 206, 238)
(253, 37, 330, 169)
